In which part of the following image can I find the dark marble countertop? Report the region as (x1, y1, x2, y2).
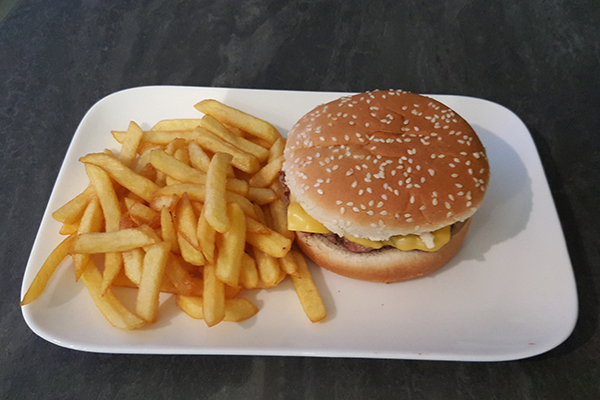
(1, 0, 599, 398)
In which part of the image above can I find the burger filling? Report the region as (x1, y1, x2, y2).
(287, 199, 452, 253)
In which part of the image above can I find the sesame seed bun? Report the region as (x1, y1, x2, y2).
(295, 219, 472, 283)
(283, 90, 489, 241)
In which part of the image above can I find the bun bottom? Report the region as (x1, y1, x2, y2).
(295, 219, 472, 283)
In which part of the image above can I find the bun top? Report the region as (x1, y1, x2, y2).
(282, 90, 490, 241)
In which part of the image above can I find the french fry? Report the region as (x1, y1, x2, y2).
(70, 228, 157, 254)
(160, 208, 180, 254)
(191, 201, 204, 216)
(239, 252, 259, 289)
(102, 252, 124, 294)
(84, 163, 124, 292)
(134, 145, 161, 176)
(177, 296, 258, 322)
(136, 242, 171, 322)
(164, 138, 188, 156)
(85, 164, 120, 231)
(151, 118, 203, 131)
(187, 142, 210, 172)
(245, 216, 271, 235)
(200, 114, 269, 162)
(80, 153, 159, 202)
(150, 148, 248, 194)
(203, 263, 225, 327)
(150, 151, 190, 182)
(73, 197, 104, 280)
(223, 123, 244, 137)
(122, 248, 144, 286)
(204, 153, 232, 233)
(125, 197, 160, 226)
(278, 250, 300, 278)
(112, 129, 199, 146)
(52, 184, 95, 224)
(269, 180, 287, 200)
(165, 254, 200, 296)
(80, 259, 146, 330)
(153, 183, 250, 204)
(195, 99, 280, 144)
(192, 127, 260, 174)
(249, 155, 284, 188)
(59, 221, 80, 235)
(174, 146, 190, 166)
(291, 251, 327, 323)
(253, 247, 281, 288)
(150, 193, 180, 212)
(267, 198, 294, 240)
(113, 267, 203, 297)
(245, 225, 292, 258)
(119, 121, 144, 168)
(215, 203, 246, 287)
(175, 197, 205, 266)
(246, 135, 273, 149)
(247, 187, 277, 205)
(268, 137, 286, 162)
(176, 194, 199, 248)
(257, 266, 287, 289)
(153, 184, 206, 202)
(20, 235, 76, 305)
(197, 205, 216, 264)
(225, 191, 258, 219)
(177, 232, 205, 266)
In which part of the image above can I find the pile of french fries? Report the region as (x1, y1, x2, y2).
(21, 100, 327, 329)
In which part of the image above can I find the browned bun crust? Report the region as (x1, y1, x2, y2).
(295, 219, 472, 283)
(283, 90, 489, 240)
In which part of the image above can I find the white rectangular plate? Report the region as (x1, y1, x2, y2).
(21, 86, 577, 361)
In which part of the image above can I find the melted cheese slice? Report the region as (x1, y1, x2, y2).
(287, 200, 450, 252)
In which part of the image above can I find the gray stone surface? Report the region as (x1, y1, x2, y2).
(1, 0, 599, 398)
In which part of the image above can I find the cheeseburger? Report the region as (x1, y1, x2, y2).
(282, 90, 489, 282)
